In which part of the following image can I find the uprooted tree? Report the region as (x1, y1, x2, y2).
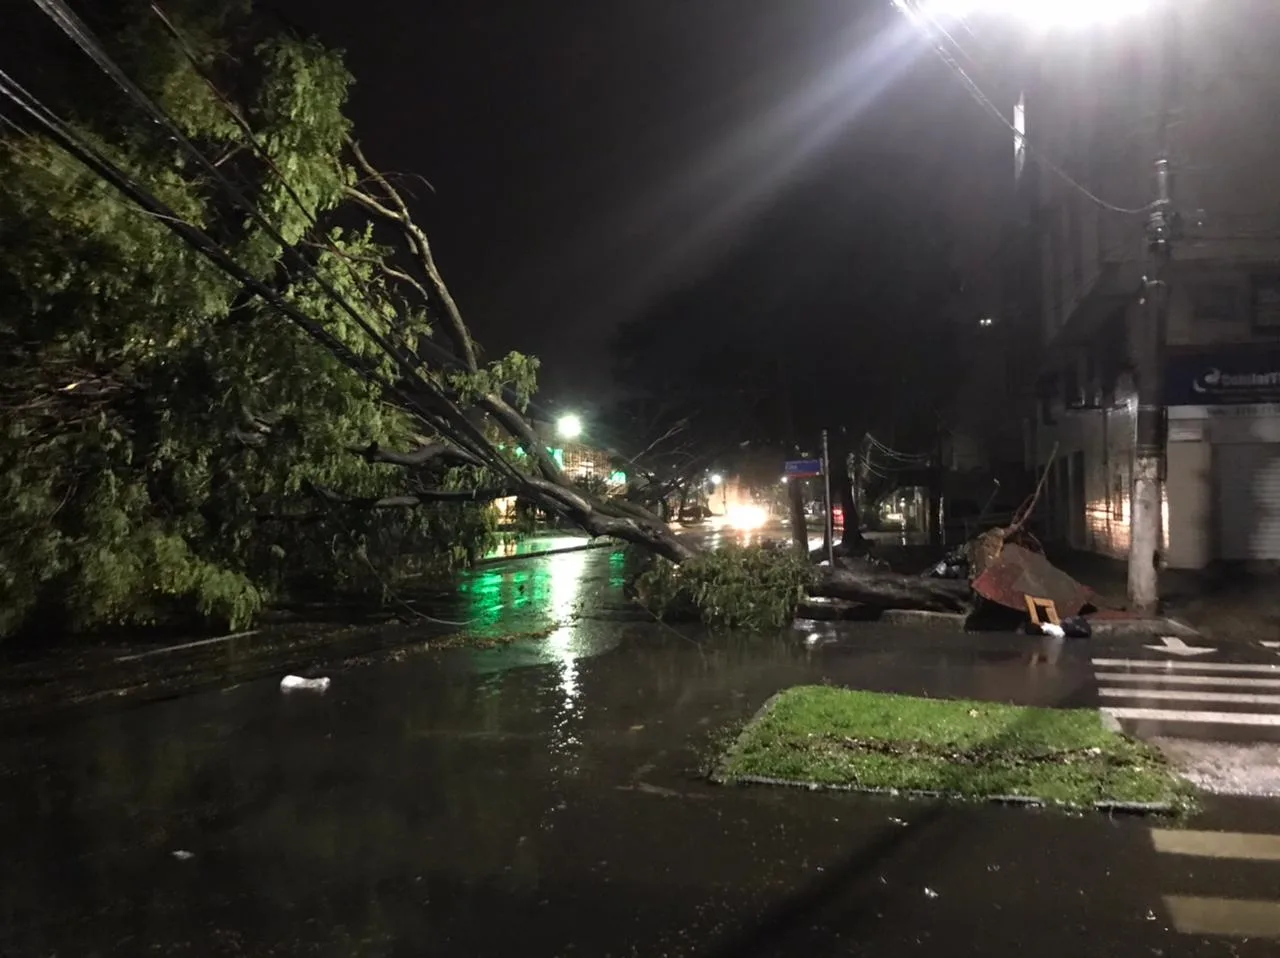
(0, 0, 971, 638)
(0, 0, 698, 637)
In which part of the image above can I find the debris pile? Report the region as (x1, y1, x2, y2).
(812, 445, 1101, 631)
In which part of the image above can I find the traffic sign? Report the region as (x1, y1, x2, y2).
(784, 459, 823, 478)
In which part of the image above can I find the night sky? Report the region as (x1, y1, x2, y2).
(274, 0, 1011, 401)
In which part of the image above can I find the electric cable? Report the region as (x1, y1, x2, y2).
(26, 0, 535, 494)
(900, 0, 1153, 217)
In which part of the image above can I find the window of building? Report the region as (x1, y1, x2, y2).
(1038, 373, 1058, 425)
(1061, 360, 1081, 408)
(1188, 282, 1237, 324)
(1252, 274, 1280, 332)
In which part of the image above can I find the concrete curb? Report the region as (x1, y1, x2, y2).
(879, 609, 968, 631)
(719, 773, 1179, 816)
(1087, 616, 1203, 640)
(708, 691, 786, 786)
(476, 539, 618, 566)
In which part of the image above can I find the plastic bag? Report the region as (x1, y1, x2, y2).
(280, 675, 331, 692)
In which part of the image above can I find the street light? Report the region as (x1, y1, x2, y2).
(709, 473, 724, 485)
(900, 0, 1151, 32)
(556, 414, 582, 440)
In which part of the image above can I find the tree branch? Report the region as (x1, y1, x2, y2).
(353, 440, 485, 469)
(305, 481, 513, 510)
(345, 140, 478, 371)
(630, 418, 688, 463)
(523, 478, 694, 562)
(480, 392, 565, 482)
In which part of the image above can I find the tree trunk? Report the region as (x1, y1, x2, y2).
(788, 477, 808, 557)
(834, 431, 870, 554)
(811, 565, 971, 613)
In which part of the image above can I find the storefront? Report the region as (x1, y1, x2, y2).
(1166, 345, 1280, 565)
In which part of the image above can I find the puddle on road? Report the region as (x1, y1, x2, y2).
(0, 547, 1159, 956)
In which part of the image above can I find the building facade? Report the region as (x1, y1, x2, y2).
(1016, 1, 1280, 568)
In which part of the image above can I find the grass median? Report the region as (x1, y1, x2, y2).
(716, 686, 1192, 811)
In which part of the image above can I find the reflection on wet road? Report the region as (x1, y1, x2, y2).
(1, 548, 1279, 956)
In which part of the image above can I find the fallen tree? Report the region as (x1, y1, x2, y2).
(4, 0, 989, 631)
(810, 564, 971, 613)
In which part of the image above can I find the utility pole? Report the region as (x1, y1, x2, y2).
(928, 418, 944, 548)
(1129, 7, 1178, 615)
(821, 429, 835, 565)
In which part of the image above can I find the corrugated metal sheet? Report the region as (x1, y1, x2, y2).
(971, 543, 1095, 617)
(1218, 443, 1280, 560)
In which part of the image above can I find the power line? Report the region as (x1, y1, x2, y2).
(865, 433, 930, 463)
(9, 2, 680, 541)
(0, 63, 522, 505)
(23, 0, 540, 495)
(901, 0, 1152, 217)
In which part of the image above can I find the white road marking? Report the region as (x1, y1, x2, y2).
(1164, 896, 1280, 939)
(1096, 672, 1280, 689)
(1092, 658, 1280, 674)
(1151, 829, 1280, 862)
(1264, 641, 1280, 651)
(1102, 707, 1280, 726)
(1100, 688, 1280, 706)
(1145, 636, 1215, 657)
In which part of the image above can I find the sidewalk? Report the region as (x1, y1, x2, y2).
(1050, 549, 1280, 643)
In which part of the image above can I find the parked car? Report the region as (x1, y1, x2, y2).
(677, 504, 710, 524)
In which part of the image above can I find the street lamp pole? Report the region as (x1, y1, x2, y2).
(1129, 4, 1177, 614)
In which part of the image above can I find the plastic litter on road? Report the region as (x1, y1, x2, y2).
(280, 675, 331, 692)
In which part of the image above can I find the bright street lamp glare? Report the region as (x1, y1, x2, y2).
(556, 414, 582, 440)
(904, 0, 1151, 31)
(710, 473, 724, 485)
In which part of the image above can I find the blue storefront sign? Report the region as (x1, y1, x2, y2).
(1165, 347, 1280, 406)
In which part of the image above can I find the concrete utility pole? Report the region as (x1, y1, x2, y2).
(1129, 6, 1178, 615)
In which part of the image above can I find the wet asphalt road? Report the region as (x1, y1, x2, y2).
(3, 548, 1280, 956)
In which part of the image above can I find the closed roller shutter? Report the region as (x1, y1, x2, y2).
(1217, 443, 1280, 560)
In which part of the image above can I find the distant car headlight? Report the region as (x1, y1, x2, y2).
(727, 504, 767, 530)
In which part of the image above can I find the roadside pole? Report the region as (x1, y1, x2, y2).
(821, 429, 835, 565)
(784, 453, 824, 558)
(788, 476, 808, 558)
(1130, 4, 1178, 615)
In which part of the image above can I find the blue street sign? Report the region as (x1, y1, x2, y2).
(784, 459, 823, 478)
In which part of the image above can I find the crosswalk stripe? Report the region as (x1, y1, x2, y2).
(1100, 688, 1280, 706)
(1092, 658, 1280, 674)
(1096, 672, 1280, 689)
(1264, 641, 1280, 650)
(1102, 707, 1280, 726)
(1164, 896, 1280, 938)
(1152, 829, 1280, 862)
